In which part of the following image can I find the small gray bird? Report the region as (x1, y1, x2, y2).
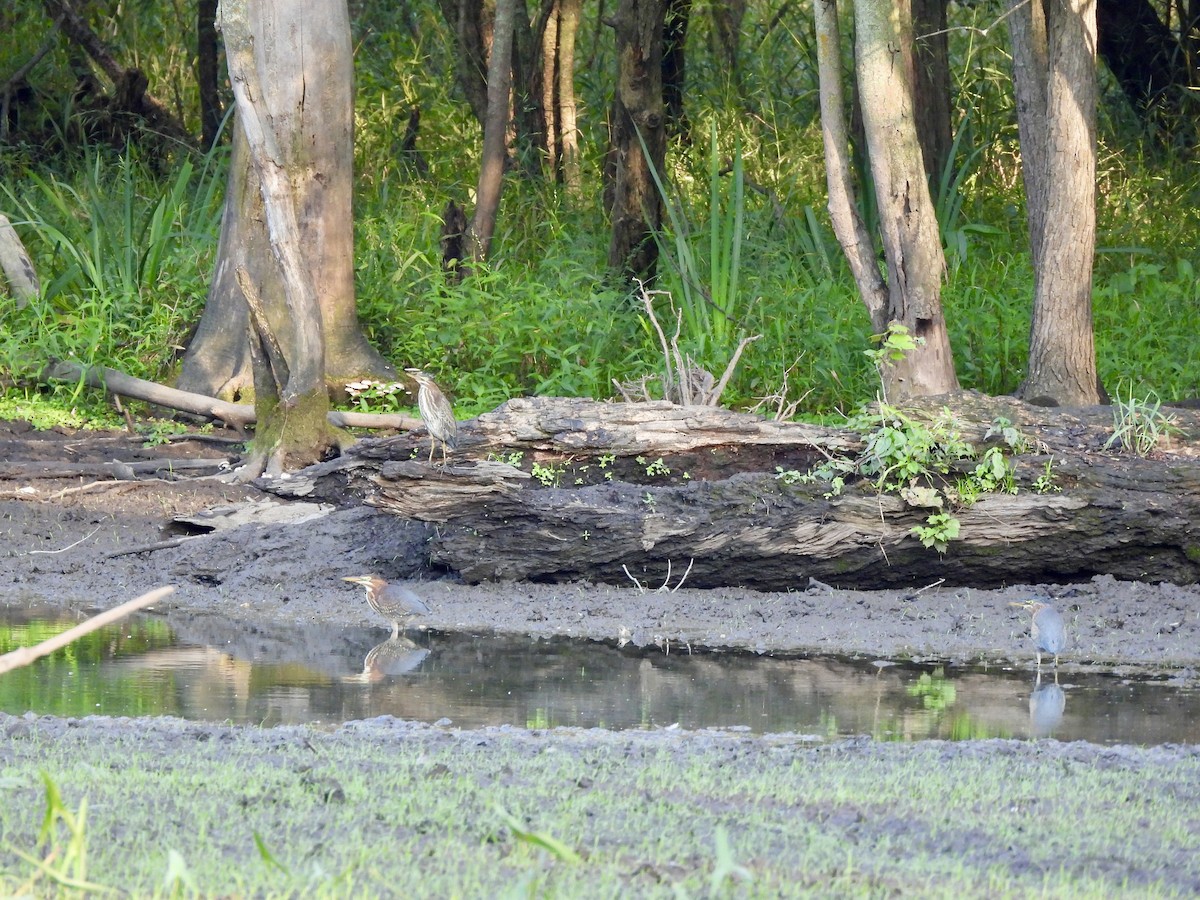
(1010, 599, 1066, 670)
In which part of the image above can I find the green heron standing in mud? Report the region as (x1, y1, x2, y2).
(405, 368, 458, 465)
(343, 575, 431, 639)
(1010, 599, 1066, 671)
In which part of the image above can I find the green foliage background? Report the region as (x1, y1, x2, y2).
(1, 0, 1198, 420)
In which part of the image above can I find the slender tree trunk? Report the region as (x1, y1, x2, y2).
(662, 0, 690, 140)
(468, 0, 518, 261)
(910, 0, 951, 186)
(197, 0, 222, 149)
(855, 0, 959, 399)
(606, 0, 668, 281)
(511, 0, 548, 176)
(541, 1, 560, 170)
(1010, 0, 1101, 406)
(439, 0, 491, 127)
(710, 0, 744, 90)
(556, 0, 583, 192)
(814, 0, 887, 333)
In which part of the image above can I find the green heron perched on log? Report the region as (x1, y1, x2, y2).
(343, 575, 431, 639)
(1010, 599, 1066, 671)
(405, 367, 458, 464)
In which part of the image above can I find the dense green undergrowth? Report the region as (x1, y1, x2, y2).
(1, 0, 1198, 425)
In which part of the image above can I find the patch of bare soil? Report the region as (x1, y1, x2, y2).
(1, 420, 1199, 673)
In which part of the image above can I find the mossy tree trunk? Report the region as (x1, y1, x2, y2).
(214, 0, 353, 478)
(179, 0, 391, 404)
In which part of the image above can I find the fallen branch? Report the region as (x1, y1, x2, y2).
(0, 586, 175, 676)
(42, 360, 420, 432)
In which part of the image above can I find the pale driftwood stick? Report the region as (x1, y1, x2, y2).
(45, 360, 255, 427)
(42, 360, 419, 432)
(0, 586, 175, 676)
(0, 458, 234, 480)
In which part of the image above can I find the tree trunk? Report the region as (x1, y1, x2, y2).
(710, 0, 744, 91)
(556, 0, 583, 192)
(814, 0, 888, 334)
(197, 0, 222, 149)
(606, 0, 668, 281)
(1010, 0, 1101, 407)
(180, 0, 391, 402)
(206, 0, 364, 477)
(511, 0, 549, 176)
(854, 0, 959, 399)
(910, 0, 951, 186)
(1096, 0, 1196, 138)
(467, 0, 518, 261)
(439, 0, 491, 127)
(662, 0, 690, 140)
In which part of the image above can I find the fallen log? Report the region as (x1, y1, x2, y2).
(274, 395, 1200, 590)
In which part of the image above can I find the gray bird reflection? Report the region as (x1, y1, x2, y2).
(344, 637, 431, 684)
(1029, 678, 1066, 737)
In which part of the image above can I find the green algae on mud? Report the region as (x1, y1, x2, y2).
(0, 714, 1197, 898)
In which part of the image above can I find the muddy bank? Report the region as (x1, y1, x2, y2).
(2, 474, 1200, 671)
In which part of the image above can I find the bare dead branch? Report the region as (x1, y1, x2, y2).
(0, 586, 175, 676)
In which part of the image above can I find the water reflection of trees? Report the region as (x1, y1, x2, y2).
(4, 609, 1198, 744)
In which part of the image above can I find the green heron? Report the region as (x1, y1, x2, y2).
(343, 575, 431, 639)
(405, 367, 458, 465)
(1010, 599, 1066, 671)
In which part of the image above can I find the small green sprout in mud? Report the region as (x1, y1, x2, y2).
(531, 460, 565, 487)
(642, 456, 671, 477)
(1034, 458, 1061, 494)
(496, 808, 582, 864)
(488, 450, 525, 467)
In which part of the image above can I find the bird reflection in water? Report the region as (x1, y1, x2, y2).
(345, 637, 431, 684)
(1029, 679, 1066, 737)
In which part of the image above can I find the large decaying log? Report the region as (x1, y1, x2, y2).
(276, 395, 1200, 590)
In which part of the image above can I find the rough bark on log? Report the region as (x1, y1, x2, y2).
(274, 395, 1200, 590)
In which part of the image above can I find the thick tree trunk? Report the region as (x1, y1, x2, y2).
(467, 0, 518, 261)
(212, 0, 359, 477)
(1010, 0, 1101, 407)
(273, 396, 1200, 590)
(854, 0, 959, 399)
(606, 0, 668, 281)
(180, 0, 391, 402)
